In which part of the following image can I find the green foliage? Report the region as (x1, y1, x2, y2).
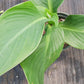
(0, 0, 84, 84)
(0, 1, 47, 76)
(31, 0, 64, 12)
(60, 15, 84, 49)
(21, 26, 64, 84)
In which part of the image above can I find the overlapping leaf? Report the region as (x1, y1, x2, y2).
(60, 15, 84, 49)
(0, 1, 47, 76)
(21, 26, 64, 84)
(31, 0, 64, 12)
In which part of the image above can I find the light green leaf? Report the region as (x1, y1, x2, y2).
(0, 10, 4, 14)
(0, 1, 47, 76)
(63, 30, 84, 49)
(48, 13, 59, 27)
(60, 15, 84, 49)
(21, 26, 64, 84)
(31, 0, 64, 12)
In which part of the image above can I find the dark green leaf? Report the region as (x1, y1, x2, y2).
(60, 15, 84, 49)
(21, 26, 64, 84)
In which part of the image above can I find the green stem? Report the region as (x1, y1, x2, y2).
(48, 0, 53, 12)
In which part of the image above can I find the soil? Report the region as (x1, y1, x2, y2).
(64, 43, 69, 49)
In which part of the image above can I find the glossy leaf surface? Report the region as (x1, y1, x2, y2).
(60, 15, 84, 49)
(0, 1, 47, 76)
(31, 0, 64, 12)
(21, 26, 64, 84)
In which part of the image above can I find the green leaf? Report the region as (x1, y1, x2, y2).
(31, 0, 64, 12)
(60, 15, 84, 49)
(63, 30, 84, 49)
(0, 1, 47, 76)
(21, 26, 64, 84)
(48, 13, 59, 26)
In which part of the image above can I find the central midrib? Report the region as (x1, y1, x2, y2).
(0, 17, 47, 54)
(63, 27, 84, 33)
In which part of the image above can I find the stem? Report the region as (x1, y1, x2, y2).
(48, 24, 52, 29)
(48, 0, 53, 12)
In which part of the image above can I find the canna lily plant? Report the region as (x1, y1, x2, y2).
(0, 0, 84, 84)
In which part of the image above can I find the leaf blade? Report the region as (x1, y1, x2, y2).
(31, 0, 64, 12)
(61, 15, 84, 32)
(64, 30, 84, 49)
(0, 1, 47, 76)
(60, 15, 84, 49)
(21, 26, 64, 84)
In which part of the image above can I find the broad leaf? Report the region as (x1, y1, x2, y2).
(31, 0, 64, 12)
(0, 1, 47, 76)
(21, 26, 64, 84)
(60, 15, 84, 49)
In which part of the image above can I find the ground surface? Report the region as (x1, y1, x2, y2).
(0, 0, 84, 84)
